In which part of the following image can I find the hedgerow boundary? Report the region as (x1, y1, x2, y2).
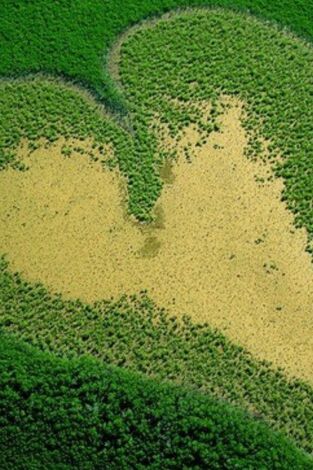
(1, 333, 312, 469)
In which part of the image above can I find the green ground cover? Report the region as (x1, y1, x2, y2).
(1, 1, 313, 466)
(1, 11, 313, 233)
(0, 79, 131, 171)
(1, 334, 312, 469)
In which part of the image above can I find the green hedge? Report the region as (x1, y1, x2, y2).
(0, 334, 312, 470)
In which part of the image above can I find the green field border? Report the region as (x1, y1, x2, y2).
(1, 333, 313, 469)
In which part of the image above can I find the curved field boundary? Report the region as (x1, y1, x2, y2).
(1, 333, 312, 468)
(1, 0, 313, 110)
(1, 257, 313, 454)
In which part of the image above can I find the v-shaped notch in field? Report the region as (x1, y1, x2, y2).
(1, 99, 313, 384)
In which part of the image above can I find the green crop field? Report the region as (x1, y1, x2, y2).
(1, 1, 313, 468)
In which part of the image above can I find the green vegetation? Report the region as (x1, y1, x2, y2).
(0, 80, 126, 168)
(1, 2, 313, 466)
(117, 9, 313, 245)
(1, 0, 313, 112)
(1, 333, 312, 469)
(0, 78, 162, 220)
(1, 257, 313, 454)
(0, 77, 164, 221)
(1, 10, 313, 233)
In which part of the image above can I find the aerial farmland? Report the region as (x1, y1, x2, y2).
(1, 1, 313, 468)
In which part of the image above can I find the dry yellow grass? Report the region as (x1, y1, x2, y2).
(1, 100, 313, 383)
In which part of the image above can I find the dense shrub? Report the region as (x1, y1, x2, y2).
(0, 334, 312, 469)
(1, 3, 313, 467)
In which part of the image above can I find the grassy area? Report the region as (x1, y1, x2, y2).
(118, 9, 313, 242)
(2, 101, 313, 383)
(0, 79, 130, 171)
(1, 257, 313, 454)
(1, 11, 313, 232)
(1, 333, 312, 469)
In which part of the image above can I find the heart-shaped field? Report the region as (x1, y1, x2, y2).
(2, 96, 313, 382)
(1, 8, 313, 455)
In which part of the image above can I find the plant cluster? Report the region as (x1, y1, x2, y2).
(1, 333, 312, 469)
(1, 11, 313, 229)
(0, 78, 160, 221)
(1, 0, 312, 109)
